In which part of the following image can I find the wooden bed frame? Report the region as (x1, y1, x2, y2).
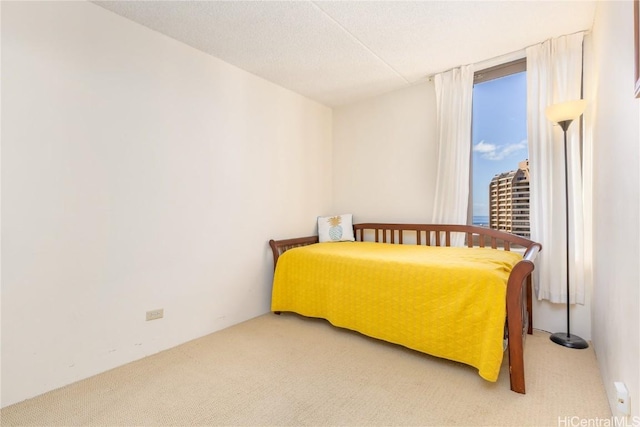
(269, 223, 541, 394)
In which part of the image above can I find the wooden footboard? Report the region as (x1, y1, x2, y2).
(269, 223, 541, 394)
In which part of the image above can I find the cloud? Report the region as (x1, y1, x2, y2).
(473, 139, 527, 161)
(473, 141, 497, 154)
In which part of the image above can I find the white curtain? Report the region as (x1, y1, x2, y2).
(526, 33, 585, 304)
(432, 65, 474, 246)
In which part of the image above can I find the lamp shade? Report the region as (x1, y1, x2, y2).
(545, 99, 587, 124)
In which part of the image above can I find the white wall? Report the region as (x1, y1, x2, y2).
(589, 0, 640, 418)
(1, 1, 332, 407)
(332, 82, 438, 222)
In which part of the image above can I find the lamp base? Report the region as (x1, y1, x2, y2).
(550, 332, 589, 349)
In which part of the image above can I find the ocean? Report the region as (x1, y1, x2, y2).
(472, 215, 490, 226)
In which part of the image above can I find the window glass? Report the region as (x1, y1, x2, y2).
(471, 65, 529, 237)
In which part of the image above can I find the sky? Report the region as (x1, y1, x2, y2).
(471, 71, 528, 218)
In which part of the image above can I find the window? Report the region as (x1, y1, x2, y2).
(471, 59, 529, 238)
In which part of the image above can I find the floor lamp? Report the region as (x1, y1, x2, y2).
(545, 99, 589, 350)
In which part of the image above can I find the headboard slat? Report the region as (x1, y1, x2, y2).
(352, 223, 536, 253)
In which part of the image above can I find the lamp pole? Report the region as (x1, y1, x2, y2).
(549, 119, 588, 349)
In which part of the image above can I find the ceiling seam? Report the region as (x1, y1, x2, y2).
(310, 1, 411, 84)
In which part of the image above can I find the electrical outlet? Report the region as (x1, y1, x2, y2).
(146, 309, 164, 321)
(614, 382, 630, 416)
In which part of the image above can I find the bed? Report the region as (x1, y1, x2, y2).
(269, 223, 541, 394)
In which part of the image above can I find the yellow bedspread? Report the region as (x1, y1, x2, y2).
(271, 241, 523, 382)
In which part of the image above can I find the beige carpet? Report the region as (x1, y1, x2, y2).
(1, 313, 611, 426)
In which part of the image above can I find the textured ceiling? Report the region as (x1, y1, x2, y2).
(93, 1, 596, 107)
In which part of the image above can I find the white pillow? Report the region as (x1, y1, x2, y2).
(317, 214, 355, 243)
